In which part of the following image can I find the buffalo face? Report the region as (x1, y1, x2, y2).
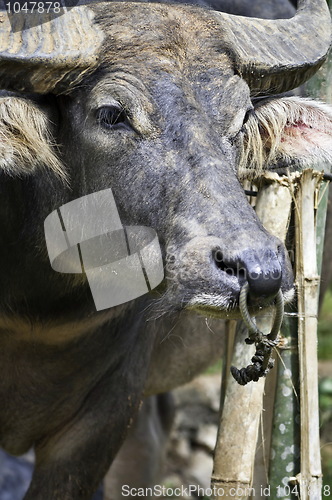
(56, 13, 293, 317)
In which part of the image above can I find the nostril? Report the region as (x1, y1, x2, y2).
(237, 268, 246, 280)
(213, 249, 228, 273)
(212, 248, 283, 300)
(213, 249, 224, 266)
(212, 249, 246, 281)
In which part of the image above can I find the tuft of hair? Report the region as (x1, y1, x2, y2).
(0, 96, 67, 181)
(239, 97, 332, 180)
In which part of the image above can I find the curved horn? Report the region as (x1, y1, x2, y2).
(0, 7, 104, 94)
(212, 0, 332, 95)
(0, 0, 330, 96)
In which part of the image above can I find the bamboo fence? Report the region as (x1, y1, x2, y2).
(211, 170, 329, 499)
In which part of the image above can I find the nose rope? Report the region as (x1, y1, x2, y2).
(231, 281, 284, 386)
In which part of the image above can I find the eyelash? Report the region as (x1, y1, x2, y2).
(96, 106, 130, 130)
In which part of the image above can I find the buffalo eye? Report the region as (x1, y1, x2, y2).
(96, 105, 131, 131)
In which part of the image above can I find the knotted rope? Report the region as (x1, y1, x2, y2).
(231, 282, 284, 385)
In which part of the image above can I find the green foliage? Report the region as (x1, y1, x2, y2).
(204, 359, 222, 375)
(318, 290, 332, 496)
(318, 290, 332, 359)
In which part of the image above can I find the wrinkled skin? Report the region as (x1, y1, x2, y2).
(0, 2, 310, 500)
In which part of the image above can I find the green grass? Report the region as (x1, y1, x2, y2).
(204, 359, 222, 375)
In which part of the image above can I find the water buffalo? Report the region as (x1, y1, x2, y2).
(0, 0, 332, 498)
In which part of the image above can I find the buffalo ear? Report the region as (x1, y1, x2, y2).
(0, 95, 66, 179)
(240, 97, 332, 179)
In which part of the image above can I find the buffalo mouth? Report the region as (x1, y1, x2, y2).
(159, 233, 296, 319)
(186, 287, 295, 320)
(150, 270, 295, 320)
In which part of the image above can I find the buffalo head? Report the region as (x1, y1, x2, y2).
(0, 0, 331, 318)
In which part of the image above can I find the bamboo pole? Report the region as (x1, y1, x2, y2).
(294, 170, 324, 498)
(212, 171, 328, 498)
(268, 176, 301, 500)
(268, 171, 329, 499)
(211, 323, 265, 500)
(220, 320, 237, 408)
(252, 179, 294, 496)
(268, 311, 300, 499)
